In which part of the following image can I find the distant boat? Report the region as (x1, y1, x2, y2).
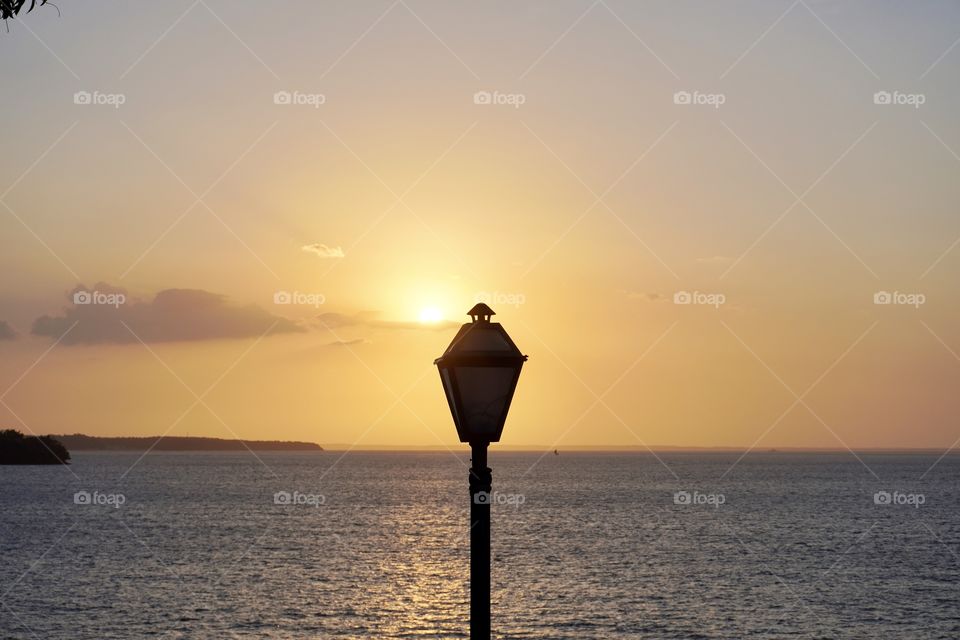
(553, 449, 559, 456)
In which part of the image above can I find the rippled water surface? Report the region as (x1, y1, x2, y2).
(2, 451, 959, 638)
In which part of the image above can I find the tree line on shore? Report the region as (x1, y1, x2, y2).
(0, 430, 70, 465)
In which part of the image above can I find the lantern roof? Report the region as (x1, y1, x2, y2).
(436, 306, 527, 363)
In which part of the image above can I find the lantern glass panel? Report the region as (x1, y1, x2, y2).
(440, 367, 460, 426)
(454, 366, 517, 438)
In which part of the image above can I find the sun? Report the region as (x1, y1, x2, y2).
(418, 307, 444, 324)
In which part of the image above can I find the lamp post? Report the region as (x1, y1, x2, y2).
(435, 303, 527, 640)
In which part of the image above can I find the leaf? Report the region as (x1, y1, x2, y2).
(2, 0, 49, 20)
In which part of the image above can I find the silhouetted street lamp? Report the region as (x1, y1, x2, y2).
(435, 303, 527, 640)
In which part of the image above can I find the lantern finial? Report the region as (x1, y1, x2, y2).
(467, 303, 495, 323)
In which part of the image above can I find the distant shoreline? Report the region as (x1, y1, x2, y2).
(52, 434, 323, 452)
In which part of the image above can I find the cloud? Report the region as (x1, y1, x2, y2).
(0, 321, 16, 340)
(326, 338, 370, 347)
(626, 291, 665, 302)
(302, 243, 345, 258)
(32, 283, 304, 345)
(316, 311, 459, 332)
(314, 311, 378, 329)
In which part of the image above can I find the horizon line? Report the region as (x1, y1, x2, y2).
(320, 444, 960, 453)
(41, 434, 960, 454)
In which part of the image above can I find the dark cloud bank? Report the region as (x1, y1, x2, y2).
(32, 284, 303, 345)
(0, 321, 16, 341)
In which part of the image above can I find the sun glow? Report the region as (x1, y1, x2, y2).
(418, 307, 444, 324)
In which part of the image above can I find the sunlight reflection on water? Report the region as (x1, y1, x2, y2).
(2, 451, 959, 638)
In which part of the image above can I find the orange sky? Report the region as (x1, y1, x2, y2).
(1, 1, 960, 449)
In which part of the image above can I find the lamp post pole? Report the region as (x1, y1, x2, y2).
(469, 442, 492, 640)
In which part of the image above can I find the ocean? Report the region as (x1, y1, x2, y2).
(1, 451, 958, 638)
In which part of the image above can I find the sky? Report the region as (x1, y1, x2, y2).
(1, 0, 959, 450)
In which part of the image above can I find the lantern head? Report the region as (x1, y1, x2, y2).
(435, 303, 527, 443)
